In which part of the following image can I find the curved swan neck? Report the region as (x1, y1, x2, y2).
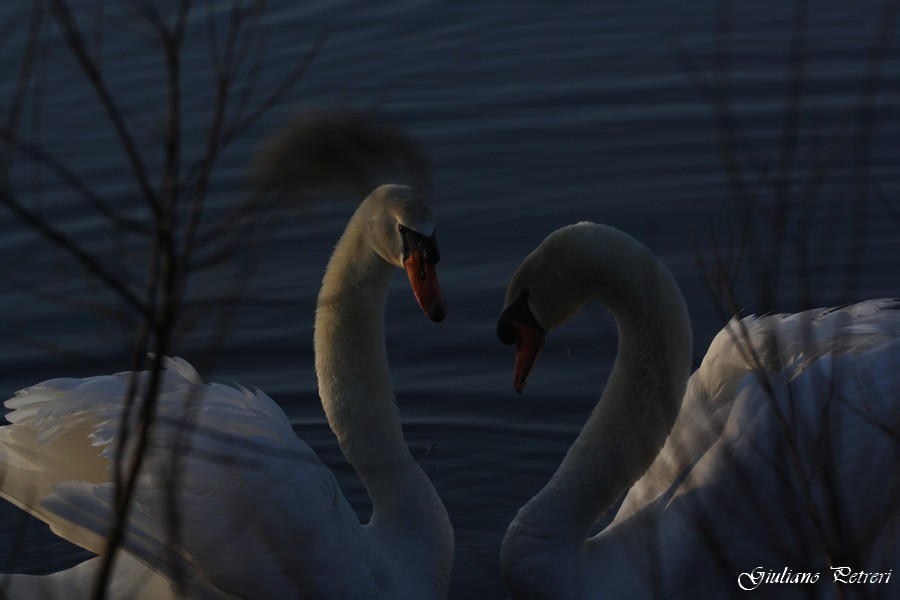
(313, 201, 449, 549)
(508, 228, 692, 550)
(555, 291, 688, 537)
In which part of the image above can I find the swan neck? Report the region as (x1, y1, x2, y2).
(313, 216, 438, 528)
(522, 250, 691, 544)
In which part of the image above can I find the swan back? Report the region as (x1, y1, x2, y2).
(615, 298, 900, 523)
(631, 307, 900, 596)
(1, 359, 367, 599)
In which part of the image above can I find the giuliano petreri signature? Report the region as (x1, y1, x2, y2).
(738, 567, 893, 591)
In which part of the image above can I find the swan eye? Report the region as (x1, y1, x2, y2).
(399, 224, 440, 264)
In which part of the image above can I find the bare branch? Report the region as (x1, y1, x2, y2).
(48, 0, 159, 217)
(0, 131, 150, 234)
(221, 33, 326, 147)
(0, 188, 148, 316)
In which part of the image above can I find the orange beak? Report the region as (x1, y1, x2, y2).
(497, 291, 546, 393)
(510, 321, 546, 393)
(404, 249, 447, 322)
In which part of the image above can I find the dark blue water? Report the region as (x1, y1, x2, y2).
(0, 1, 898, 598)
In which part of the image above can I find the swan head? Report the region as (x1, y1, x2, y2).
(497, 222, 638, 392)
(365, 184, 447, 322)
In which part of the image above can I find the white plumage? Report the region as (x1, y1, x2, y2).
(0, 185, 453, 599)
(498, 222, 899, 599)
(3, 360, 351, 600)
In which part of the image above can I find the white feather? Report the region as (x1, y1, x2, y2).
(499, 222, 899, 599)
(0, 185, 452, 600)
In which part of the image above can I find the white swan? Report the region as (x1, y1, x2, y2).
(0, 184, 453, 599)
(497, 222, 900, 599)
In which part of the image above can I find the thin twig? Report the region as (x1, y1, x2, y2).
(48, 0, 160, 217)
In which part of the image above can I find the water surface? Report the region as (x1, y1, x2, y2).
(0, 2, 898, 598)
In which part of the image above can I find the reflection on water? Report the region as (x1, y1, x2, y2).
(0, 1, 898, 598)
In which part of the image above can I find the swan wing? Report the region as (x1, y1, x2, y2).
(597, 304, 899, 595)
(1, 359, 384, 599)
(616, 299, 899, 523)
(655, 329, 900, 575)
(0, 554, 181, 600)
